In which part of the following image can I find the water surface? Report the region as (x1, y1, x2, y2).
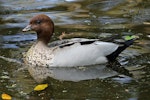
(0, 0, 150, 99)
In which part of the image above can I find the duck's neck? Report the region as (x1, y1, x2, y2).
(37, 31, 53, 45)
(36, 40, 47, 46)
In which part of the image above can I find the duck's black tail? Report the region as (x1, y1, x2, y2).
(106, 39, 134, 62)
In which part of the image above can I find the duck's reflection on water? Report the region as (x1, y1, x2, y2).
(27, 61, 131, 83)
(23, 61, 134, 100)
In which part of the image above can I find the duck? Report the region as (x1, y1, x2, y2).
(22, 14, 134, 67)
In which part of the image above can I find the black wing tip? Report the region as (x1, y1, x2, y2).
(124, 39, 134, 47)
(106, 39, 135, 62)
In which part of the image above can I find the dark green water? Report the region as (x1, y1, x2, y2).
(0, 0, 150, 100)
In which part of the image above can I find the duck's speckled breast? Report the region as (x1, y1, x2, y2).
(24, 42, 54, 67)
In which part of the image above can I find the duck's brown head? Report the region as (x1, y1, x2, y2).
(22, 14, 54, 44)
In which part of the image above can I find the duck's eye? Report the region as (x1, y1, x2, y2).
(36, 20, 41, 24)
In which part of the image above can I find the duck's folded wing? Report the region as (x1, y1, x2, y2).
(51, 41, 119, 67)
(48, 38, 98, 47)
